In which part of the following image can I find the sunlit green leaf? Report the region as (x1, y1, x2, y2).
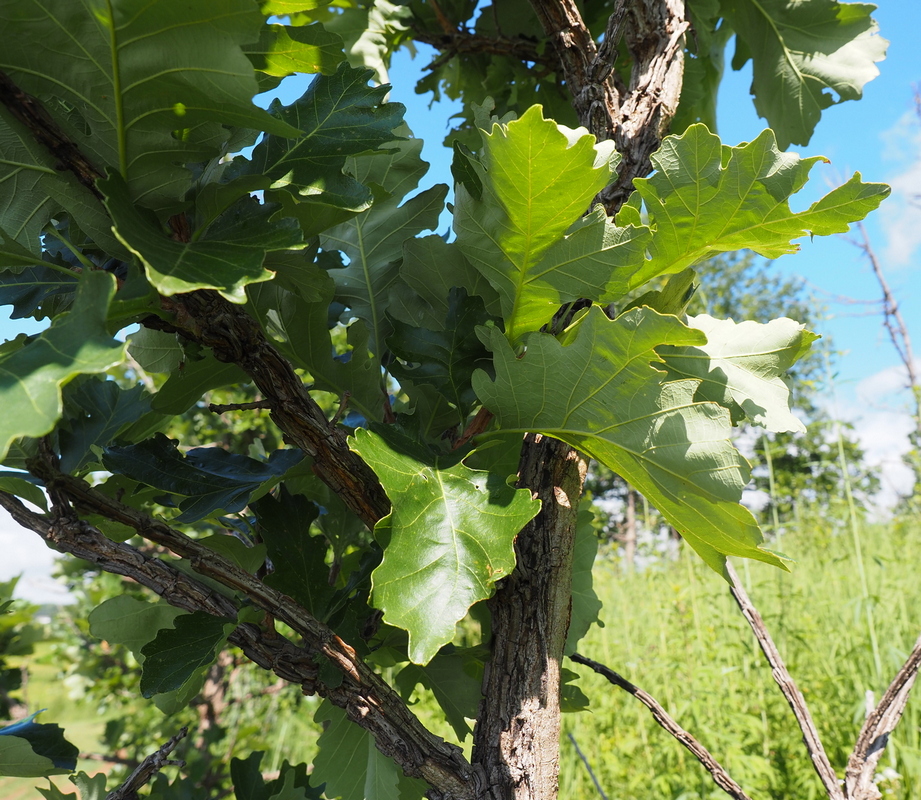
(660, 314, 820, 433)
(454, 105, 648, 340)
(474, 306, 788, 577)
(350, 427, 540, 663)
(625, 125, 889, 289)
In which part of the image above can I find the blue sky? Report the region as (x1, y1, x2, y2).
(2, 3, 919, 599)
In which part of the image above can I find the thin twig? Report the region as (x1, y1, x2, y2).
(725, 561, 844, 800)
(845, 635, 921, 799)
(105, 727, 187, 800)
(566, 732, 609, 800)
(570, 652, 753, 800)
(208, 400, 273, 414)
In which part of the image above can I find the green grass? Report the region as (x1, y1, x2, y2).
(4, 517, 921, 799)
(560, 517, 921, 799)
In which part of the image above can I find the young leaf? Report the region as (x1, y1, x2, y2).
(659, 314, 820, 432)
(0, 270, 125, 460)
(626, 125, 890, 289)
(350, 428, 540, 664)
(723, 0, 887, 148)
(454, 105, 644, 340)
(102, 434, 303, 522)
(139, 611, 235, 698)
(102, 175, 303, 303)
(0, 0, 301, 211)
(473, 306, 787, 577)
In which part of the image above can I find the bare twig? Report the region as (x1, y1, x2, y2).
(105, 726, 188, 800)
(847, 221, 921, 439)
(570, 652, 753, 800)
(208, 400, 273, 414)
(725, 561, 844, 800)
(566, 732, 609, 800)
(845, 635, 921, 799)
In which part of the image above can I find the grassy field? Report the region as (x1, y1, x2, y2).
(559, 517, 921, 799)
(3, 515, 920, 799)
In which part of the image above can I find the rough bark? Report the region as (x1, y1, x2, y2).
(472, 436, 587, 799)
(470, 3, 688, 799)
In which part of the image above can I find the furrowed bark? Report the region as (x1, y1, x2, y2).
(472, 436, 586, 799)
(470, 3, 687, 799)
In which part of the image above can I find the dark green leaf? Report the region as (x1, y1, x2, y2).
(388, 289, 498, 420)
(102, 175, 303, 303)
(151, 357, 249, 415)
(0, 712, 77, 775)
(565, 510, 603, 655)
(102, 434, 303, 522)
(59, 377, 152, 473)
(252, 491, 333, 617)
(140, 611, 234, 698)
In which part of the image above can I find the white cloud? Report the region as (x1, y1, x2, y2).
(878, 109, 921, 268)
(0, 509, 73, 605)
(833, 361, 920, 513)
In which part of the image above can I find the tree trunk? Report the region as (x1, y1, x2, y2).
(470, 2, 688, 798)
(471, 435, 587, 799)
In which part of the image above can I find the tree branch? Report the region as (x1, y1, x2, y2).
(570, 652, 753, 800)
(526, 0, 688, 214)
(15, 447, 478, 799)
(409, 26, 554, 70)
(105, 726, 188, 800)
(0, 69, 104, 200)
(0, 68, 390, 535)
(726, 561, 844, 800)
(845, 635, 921, 799)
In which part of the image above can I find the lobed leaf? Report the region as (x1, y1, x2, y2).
(723, 0, 887, 148)
(625, 125, 889, 289)
(660, 314, 820, 433)
(454, 105, 641, 340)
(350, 428, 540, 664)
(102, 434, 303, 522)
(103, 174, 303, 303)
(473, 306, 788, 577)
(0, 0, 300, 211)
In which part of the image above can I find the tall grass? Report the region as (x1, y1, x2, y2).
(561, 517, 921, 799)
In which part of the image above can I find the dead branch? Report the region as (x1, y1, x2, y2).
(726, 561, 844, 800)
(570, 652, 753, 800)
(845, 635, 921, 799)
(105, 726, 187, 800)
